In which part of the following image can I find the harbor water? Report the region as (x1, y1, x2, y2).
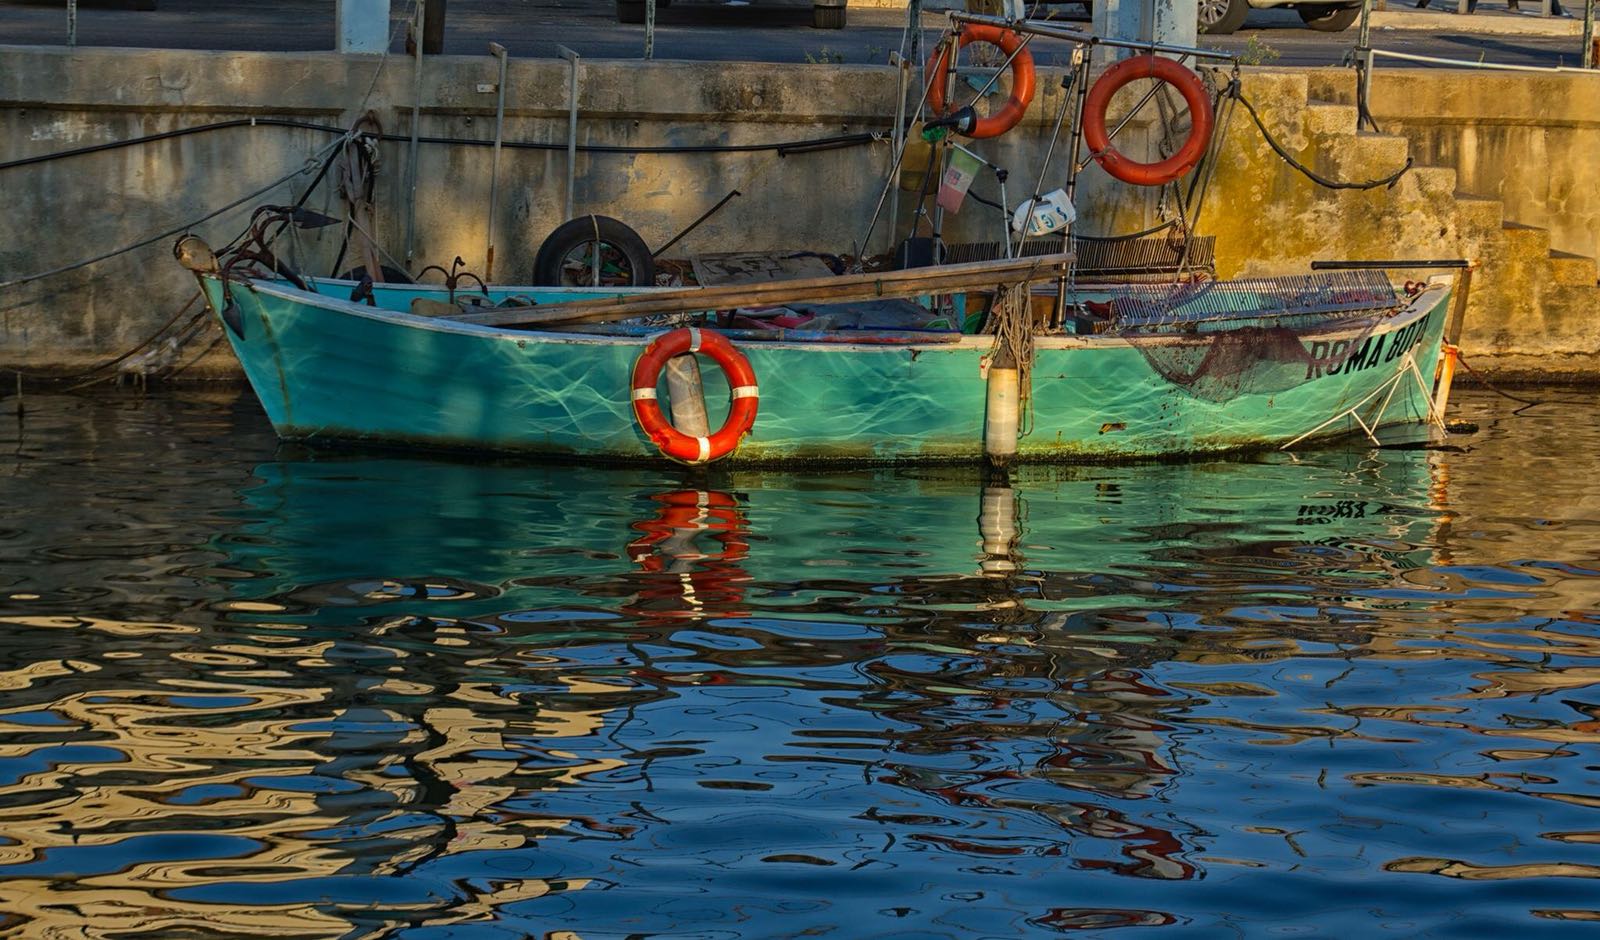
(0, 385, 1597, 937)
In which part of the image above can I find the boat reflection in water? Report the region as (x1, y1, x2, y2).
(7, 433, 1598, 937)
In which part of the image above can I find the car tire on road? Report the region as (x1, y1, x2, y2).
(812, 2, 846, 29)
(1198, 0, 1249, 34)
(1296, 3, 1361, 30)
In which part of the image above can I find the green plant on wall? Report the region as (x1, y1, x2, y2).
(1237, 35, 1280, 66)
(804, 47, 846, 65)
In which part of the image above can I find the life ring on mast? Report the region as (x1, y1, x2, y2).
(1082, 54, 1215, 187)
(631, 327, 760, 465)
(926, 25, 1036, 139)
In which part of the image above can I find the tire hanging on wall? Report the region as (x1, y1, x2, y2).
(532, 215, 657, 288)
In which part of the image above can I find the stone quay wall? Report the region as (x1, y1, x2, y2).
(2, 46, 1596, 380)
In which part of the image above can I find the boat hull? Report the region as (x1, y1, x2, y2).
(199, 276, 1451, 464)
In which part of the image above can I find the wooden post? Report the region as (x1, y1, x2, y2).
(1585, 0, 1597, 68)
(645, 0, 656, 60)
(664, 356, 710, 437)
(1445, 263, 1474, 347)
(423, 0, 446, 53)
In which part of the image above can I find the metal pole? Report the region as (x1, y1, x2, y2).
(1585, 0, 1596, 68)
(404, 0, 425, 269)
(67, 0, 76, 47)
(485, 42, 509, 282)
(1020, 54, 1081, 251)
(888, 51, 910, 256)
(1057, 49, 1092, 325)
(1356, 0, 1378, 131)
(909, 0, 924, 94)
(558, 45, 582, 224)
(997, 170, 1011, 258)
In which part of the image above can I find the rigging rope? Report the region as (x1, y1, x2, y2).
(0, 119, 883, 176)
(0, 138, 345, 293)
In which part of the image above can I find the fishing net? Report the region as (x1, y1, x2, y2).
(1099, 271, 1402, 402)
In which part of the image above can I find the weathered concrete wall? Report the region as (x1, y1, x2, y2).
(1303, 67, 1600, 379)
(0, 44, 1163, 376)
(1, 46, 1596, 381)
(1313, 68, 1600, 265)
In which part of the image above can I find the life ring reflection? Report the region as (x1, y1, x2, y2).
(626, 489, 751, 619)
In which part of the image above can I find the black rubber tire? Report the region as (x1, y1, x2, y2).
(532, 215, 656, 288)
(1198, 0, 1249, 34)
(617, 1, 645, 24)
(1296, 3, 1361, 30)
(812, 4, 846, 28)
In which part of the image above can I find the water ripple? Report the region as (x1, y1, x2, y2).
(0, 389, 1596, 936)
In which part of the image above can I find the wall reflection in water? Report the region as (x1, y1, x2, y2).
(0, 389, 1596, 937)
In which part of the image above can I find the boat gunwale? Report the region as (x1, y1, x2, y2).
(239, 277, 1449, 354)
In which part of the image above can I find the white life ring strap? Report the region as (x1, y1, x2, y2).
(631, 387, 658, 401)
(731, 385, 760, 400)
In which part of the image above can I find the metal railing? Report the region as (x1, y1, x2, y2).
(1354, 0, 1600, 132)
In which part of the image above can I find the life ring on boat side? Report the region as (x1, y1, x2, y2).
(925, 25, 1036, 140)
(630, 327, 760, 465)
(1082, 55, 1214, 188)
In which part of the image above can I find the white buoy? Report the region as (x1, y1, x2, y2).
(984, 349, 1020, 468)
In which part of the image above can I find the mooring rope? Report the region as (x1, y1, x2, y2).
(0, 138, 346, 294)
(987, 280, 1036, 434)
(1234, 90, 1411, 191)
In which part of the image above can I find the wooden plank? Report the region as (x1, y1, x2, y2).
(442, 252, 1074, 330)
(550, 323, 965, 344)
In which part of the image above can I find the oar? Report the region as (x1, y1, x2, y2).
(439, 251, 1075, 329)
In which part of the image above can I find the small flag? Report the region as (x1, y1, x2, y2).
(936, 147, 983, 213)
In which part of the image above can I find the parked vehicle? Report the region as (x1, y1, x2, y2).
(1030, 0, 1361, 34)
(617, 0, 848, 30)
(1200, 0, 1362, 34)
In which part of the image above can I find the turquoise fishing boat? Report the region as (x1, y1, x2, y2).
(179, 240, 1454, 466)
(170, 14, 1458, 468)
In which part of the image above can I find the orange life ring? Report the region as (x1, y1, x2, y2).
(926, 25, 1036, 140)
(631, 327, 759, 465)
(1082, 55, 1215, 188)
